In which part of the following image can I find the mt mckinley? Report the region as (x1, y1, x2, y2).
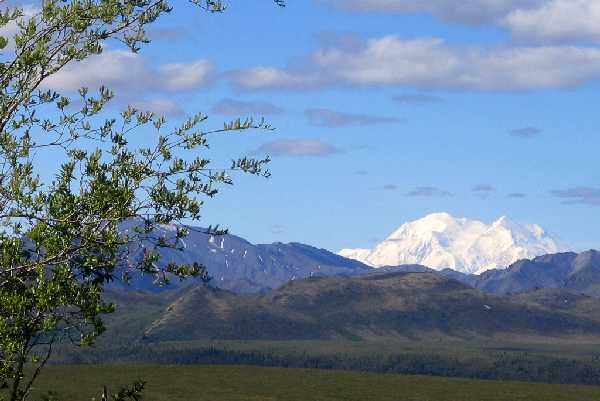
(339, 213, 565, 274)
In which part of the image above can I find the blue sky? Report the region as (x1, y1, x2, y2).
(25, 0, 600, 251)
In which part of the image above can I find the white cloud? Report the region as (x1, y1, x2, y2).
(326, 0, 600, 44)
(42, 50, 214, 94)
(504, 0, 600, 44)
(159, 60, 214, 91)
(232, 36, 600, 91)
(231, 66, 323, 90)
(43, 51, 144, 91)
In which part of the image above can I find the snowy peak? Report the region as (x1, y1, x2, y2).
(339, 213, 567, 274)
(337, 248, 371, 262)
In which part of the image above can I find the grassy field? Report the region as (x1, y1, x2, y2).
(157, 337, 600, 359)
(56, 337, 600, 386)
(25, 364, 600, 401)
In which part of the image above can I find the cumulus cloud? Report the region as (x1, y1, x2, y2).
(252, 139, 341, 157)
(406, 186, 452, 197)
(211, 98, 284, 116)
(231, 36, 600, 92)
(504, 0, 600, 44)
(42, 50, 214, 94)
(393, 94, 445, 104)
(383, 184, 399, 191)
(158, 60, 214, 91)
(507, 192, 527, 198)
(325, 0, 600, 44)
(550, 187, 600, 206)
(231, 67, 323, 90)
(305, 108, 400, 127)
(1, 8, 214, 94)
(510, 127, 542, 137)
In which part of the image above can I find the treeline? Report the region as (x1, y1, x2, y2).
(54, 343, 600, 386)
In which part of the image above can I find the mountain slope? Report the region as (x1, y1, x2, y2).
(116, 222, 372, 293)
(473, 250, 600, 296)
(339, 213, 565, 274)
(140, 272, 600, 342)
(511, 288, 600, 321)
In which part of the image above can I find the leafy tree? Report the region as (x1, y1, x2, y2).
(0, 1, 284, 400)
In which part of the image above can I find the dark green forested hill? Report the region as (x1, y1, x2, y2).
(102, 272, 600, 343)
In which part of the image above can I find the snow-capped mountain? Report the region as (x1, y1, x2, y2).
(338, 213, 567, 274)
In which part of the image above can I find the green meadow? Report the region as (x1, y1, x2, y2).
(26, 364, 600, 401)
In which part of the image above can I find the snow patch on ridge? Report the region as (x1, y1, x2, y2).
(338, 213, 567, 274)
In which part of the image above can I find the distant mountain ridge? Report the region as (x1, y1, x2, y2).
(111, 272, 600, 342)
(471, 250, 600, 296)
(339, 213, 565, 274)
(381, 250, 600, 298)
(117, 222, 372, 293)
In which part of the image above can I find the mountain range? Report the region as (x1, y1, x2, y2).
(92, 214, 600, 346)
(339, 213, 565, 274)
(104, 271, 600, 343)
(75, 216, 600, 373)
(116, 215, 600, 298)
(116, 221, 371, 293)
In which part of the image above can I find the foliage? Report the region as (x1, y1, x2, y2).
(0, 1, 284, 400)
